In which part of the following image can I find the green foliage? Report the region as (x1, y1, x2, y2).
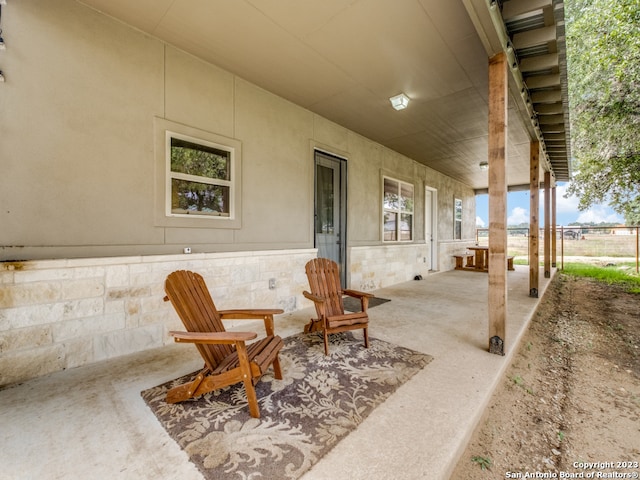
(565, 0, 640, 223)
(471, 455, 492, 470)
(171, 140, 230, 180)
(562, 262, 640, 292)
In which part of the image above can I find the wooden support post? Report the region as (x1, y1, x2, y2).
(552, 186, 557, 267)
(488, 52, 507, 356)
(529, 141, 540, 298)
(544, 171, 551, 278)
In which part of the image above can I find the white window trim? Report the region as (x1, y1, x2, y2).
(154, 118, 242, 229)
(382, 175, 414, 243)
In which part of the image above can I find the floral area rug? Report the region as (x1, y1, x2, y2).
(141, 332, 432, 480)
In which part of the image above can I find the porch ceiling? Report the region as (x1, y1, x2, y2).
(78, 0, 571, 190)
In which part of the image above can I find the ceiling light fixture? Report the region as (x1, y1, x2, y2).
(479, 161, 489, 171)
(389, 93, 410, 110)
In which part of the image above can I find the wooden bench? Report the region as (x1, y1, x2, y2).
(454, 254, 515, 271)
(453, 254, 475, 270)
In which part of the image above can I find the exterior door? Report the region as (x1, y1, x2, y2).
(314, 150, 347, 285)
(425, 186, 438, 271)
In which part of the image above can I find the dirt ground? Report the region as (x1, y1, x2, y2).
(451, 273, 640, 479)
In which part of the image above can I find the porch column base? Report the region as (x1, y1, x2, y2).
(489, 335, 505, 356)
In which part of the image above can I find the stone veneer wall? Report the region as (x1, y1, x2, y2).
(0, 250, 316, 387)
(349, 245, 433, 291)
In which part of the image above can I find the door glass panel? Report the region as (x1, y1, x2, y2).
(316, 165, 334, 234)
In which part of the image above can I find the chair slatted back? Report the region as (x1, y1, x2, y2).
(305, 258, 345, 318)
(165, 270, 233, 369)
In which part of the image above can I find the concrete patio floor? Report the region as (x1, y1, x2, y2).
(0, 266, 553, 480)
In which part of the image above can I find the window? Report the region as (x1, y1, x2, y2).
(154, 118, 242, 229)
(167, 134, 233, 218)
(383, 177, 414, 241)
(454, 198, 462, 240)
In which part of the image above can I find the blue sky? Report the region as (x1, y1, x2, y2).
(475, 182, 623, 227)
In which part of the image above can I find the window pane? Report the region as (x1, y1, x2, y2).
(171, 179, 230, 216)
(171, 137, 230, 181)
(400, 184, 414, 212)
(400, 213, 413, 241)
(384, 212, 397, 241)
(455, 198, 462, 221)
(383, 178, 399, 209)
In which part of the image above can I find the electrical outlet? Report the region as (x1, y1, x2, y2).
(269, 278, 276, 290)
(183, 247, 191, 254)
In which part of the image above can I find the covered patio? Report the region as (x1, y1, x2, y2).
(1, 266, 553, 479)
(1, 1, 571, 476)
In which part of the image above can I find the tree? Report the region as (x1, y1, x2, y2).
(565, 0, 640, 225)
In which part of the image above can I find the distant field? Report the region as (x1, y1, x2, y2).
(475, 233, 639, 259)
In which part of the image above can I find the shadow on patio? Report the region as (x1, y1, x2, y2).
(0, 266, 553, 480)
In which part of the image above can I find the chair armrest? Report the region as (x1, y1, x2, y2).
(342, 289, 374, 299)
(303, 291, 326, 304)
(218, 309, 284, 319)
(170, 330, 257, 345)
(303, 290, 328, 320)
(341, 289, 373, 312)
(218, 309, 284, 337)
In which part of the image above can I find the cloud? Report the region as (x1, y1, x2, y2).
(576, 206, 623, 224)
(476, 216, 486, 227)
(554, 183, 581, 213)
(555, 182, 622, 224)
(508, 206, 528, 225)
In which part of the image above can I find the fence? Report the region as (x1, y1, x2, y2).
(475, 226, 640, 273)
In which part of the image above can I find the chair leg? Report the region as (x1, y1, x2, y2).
(363, 326, 369, 349)
(303, 320, 313, 334)
(272, 354, 283, 380)
(243, 377, 260, 418)
(236, 341, 261, 418)
(304, 319, 322, 333)
(166, 369, 207, 404)
(323, 330, 329, 356)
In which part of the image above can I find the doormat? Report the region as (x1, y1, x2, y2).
(342, 296, 390, 312)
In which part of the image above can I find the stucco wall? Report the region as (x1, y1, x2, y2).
(0, 0, 475, 261)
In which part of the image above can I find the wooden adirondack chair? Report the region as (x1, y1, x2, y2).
(302, 258, 374, 355)
(163, 270, 284, 418)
